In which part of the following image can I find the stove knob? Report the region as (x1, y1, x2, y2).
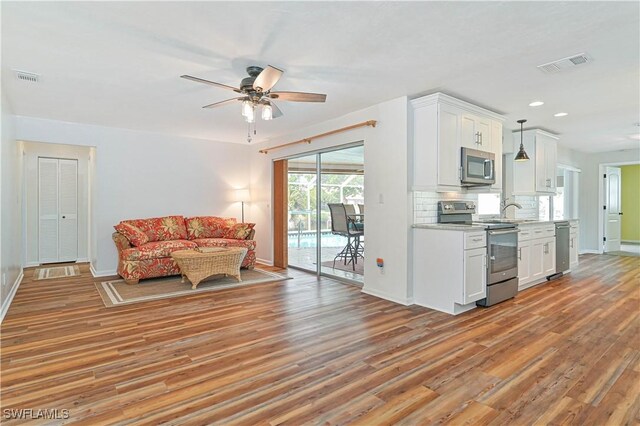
(444, 204, 453, 210)
(466, 202, 475, 210)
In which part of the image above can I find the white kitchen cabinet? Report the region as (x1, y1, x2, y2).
(508, 129, 559, 195)
(517, 240, 531, 283)
(517, 223, 556, 290)
(413, 226, 487, 315)
(570, 221, 579, 268)
(462, 247, 487, 305)
(411, 93, 504, 192)
(461, 114, 492, 150)
(542, 237, 556, 277)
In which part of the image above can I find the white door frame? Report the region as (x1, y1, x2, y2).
(598, 160, 639, 254)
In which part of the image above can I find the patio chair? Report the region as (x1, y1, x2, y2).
(327, 203, 364, 270)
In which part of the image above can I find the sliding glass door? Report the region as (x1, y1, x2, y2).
(286, 144, 364, 283)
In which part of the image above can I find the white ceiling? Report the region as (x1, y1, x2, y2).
(2, 2, 639, 152)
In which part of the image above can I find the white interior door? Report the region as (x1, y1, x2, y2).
(604, 166, 622, 252)
(38, 158, 78, 263)
(58, 159, 78, 261)
(39, 158, 60, 263)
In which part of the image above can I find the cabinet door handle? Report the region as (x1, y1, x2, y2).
(570, 238, 574, 248)
(518, 248, 522, 260)
(480, 132, 483, 145)
(475, 132, 481, 144)
(544, 243, 549, 254)
(535, 230, 543, 234)
(472, 238, 483, 242)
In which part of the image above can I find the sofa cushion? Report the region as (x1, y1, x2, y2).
(193, 238, 256, 251)
(223, 223, 255, 240)
(185, 216, 237, 239)
(114, 223, 149, 247)
(122, 216, 188, 242)
(121, 240, 197, 261)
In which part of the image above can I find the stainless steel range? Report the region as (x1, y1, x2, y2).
(437, 201, 519, 307)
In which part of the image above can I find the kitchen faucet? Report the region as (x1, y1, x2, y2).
(501, 200, 522, 218)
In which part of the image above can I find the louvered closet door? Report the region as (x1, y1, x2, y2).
(38, 158, 78, 263)
(58, 159, 78, 261)
(39, 158, 60, 263)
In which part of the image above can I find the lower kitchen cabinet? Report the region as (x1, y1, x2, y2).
(517, 224, 556, 290)
(413, 227, 487, 315)
(461, 247, 488, 305)
(570, 221, 579, 268)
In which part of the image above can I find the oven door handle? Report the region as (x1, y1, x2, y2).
(488, 229, 520, 235)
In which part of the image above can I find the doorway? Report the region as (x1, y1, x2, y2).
(38, 158, 79, 263)
(23, 142, 92, 267)
(275, 143, 365, 284)
(600, 162, 640, 256)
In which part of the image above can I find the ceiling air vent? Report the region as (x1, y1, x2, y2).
(14, 70, 40, 83)
(537, 53, 592, 74)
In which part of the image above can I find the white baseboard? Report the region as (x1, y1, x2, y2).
(90, 264, 118, 277)
(76, 258, 90, 263)
(256, 258, 274, 266)
(361, 287, 412, 306)
(622, 240, 640, 245)
(579, 249, 601, 254)
(1, 270, 24, 324)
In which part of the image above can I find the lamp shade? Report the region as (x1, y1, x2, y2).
(234, 189, 251, 202)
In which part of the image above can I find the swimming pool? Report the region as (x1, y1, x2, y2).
(288, 231, 348, 248)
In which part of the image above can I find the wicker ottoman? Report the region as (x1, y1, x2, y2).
(171, 247, 248, 289)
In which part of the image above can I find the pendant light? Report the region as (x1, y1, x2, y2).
(514, 119, 530, 161)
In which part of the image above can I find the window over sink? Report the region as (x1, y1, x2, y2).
(477, 193, 501, 216)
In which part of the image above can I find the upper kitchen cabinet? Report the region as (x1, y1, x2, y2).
(508, 129, 558, 195)
(411, 93, 504, 192)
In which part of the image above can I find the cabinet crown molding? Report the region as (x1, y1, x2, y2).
(512, 128, 560, 140)
(410, 92, 505, 122)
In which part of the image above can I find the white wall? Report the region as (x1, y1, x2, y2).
(250, 96, 414, 304)
(23, 141, 91, 266)
(1, 94, 24, 321)
(13, 116, 252, 275)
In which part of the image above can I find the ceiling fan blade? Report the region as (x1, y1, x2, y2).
(270, 101, 283, 118)
(253, 65, 283, 92)
(269, 91, 327, 102)
(202, 97, 244, 109)
(181, 75, 241, 93)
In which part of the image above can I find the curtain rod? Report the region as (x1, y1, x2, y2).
(259, 120, 377, 154)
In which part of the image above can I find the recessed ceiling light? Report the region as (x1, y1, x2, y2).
(554, 112, 568, 117)
(529, 101, 544, 107)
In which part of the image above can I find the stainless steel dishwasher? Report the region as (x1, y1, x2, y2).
(554, 221, 571, 275)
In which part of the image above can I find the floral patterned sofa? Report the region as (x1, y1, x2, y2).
(112, 215, 256, 285)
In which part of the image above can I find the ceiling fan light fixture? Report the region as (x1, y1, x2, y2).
(514, 119, 530, 162)
(241, 100, 252, 118)
(244, 105, 255, 123)
(262, 104, 273, 121)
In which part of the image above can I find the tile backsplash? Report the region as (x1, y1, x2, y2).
(414, 192, 542, 224)
(414, 192, 478, 224)
(513, 195, 539, 219)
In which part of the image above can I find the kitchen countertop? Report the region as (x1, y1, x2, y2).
(413, 224, 486, 232)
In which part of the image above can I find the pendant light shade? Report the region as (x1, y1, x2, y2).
(514, 119, 530, 162)
(262, 103, 273, 121)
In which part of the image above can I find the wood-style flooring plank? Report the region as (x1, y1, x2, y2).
(1, 254, 638, 424)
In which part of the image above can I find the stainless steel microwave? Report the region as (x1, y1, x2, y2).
(461, 147, 495, 186)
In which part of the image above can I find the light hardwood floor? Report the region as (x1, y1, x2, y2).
(1, 254, 639, 425)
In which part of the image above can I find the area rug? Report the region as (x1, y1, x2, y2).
(95, 268, 291, 307)
(321, 260, 364, 275)
(33, 265, 81, 280)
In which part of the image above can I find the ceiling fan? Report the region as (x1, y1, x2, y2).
(181, 65, 327, 140)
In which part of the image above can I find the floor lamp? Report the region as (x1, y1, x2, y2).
(235, 189, 251, 223)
